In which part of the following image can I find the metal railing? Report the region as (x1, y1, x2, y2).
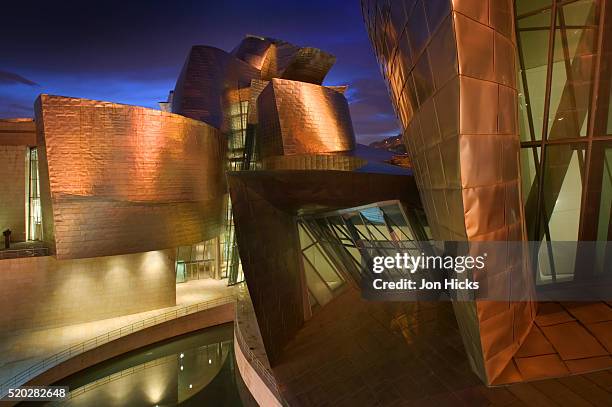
(0, 295, 236, 397)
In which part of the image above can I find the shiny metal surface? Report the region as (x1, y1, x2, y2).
(257, 79, 355, 158)
(172, 46, 260, 129)
(362, 0, 535, 384)
(261, 154, 366, 171)
(231, 35, 273, 70)
(35, 95, 226, 260)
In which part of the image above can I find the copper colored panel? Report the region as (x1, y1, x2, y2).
(439, 137, 460, 188)
(434, 76, 460, 140)
(257, 79, 355, 158)
(424, 0, 452, 33)
(459, 134, 502, 188)
(406, 0, 430, 55)
(498, 85, 518, 135)
(413, 51, 435, 104)
(490, 0, 513, 38)
(459, 76, 498, 134)
(231, 35, 273, 70)
(515, 326, 556, 358)
(462, 184, 506, 238)
(247, 79, 270, 125)
(454, 12, 495, 82)
(535, 303, 576, 327)
(540, 321, 608, 360)
(495, 33, 516, 88)
(515, 354, 569, 381)
(172, 45, 260, 129)
(260, 41, 300, 80)
(35, 95, 225, 260)
(281, 47, 336, 85)
(363, 0, 531, 385)
(428, 15, 458, 90)
(501, 136, 520, 182)
(452, 0, 489, 25)
(418, 97, 441, 148)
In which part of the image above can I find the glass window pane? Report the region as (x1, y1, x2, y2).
(547, 7, 597, 139)
(303, 245, 344, 289)
(520, 147, 540, 207)
(516, 0, 552, 17)
(303, 256, 333, 307)
(543, 144, 584, 241)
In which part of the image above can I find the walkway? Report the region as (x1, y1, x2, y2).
(0, 278, 239, 385)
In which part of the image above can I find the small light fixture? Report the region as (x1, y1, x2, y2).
(189, 384, 193, 389)
(180, 353, 184, 359)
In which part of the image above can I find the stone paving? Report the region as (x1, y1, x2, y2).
(272, 289, 612, 406)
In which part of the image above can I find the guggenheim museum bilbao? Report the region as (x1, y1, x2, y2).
(0, 0, 611, 405)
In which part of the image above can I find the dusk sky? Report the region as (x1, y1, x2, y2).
(0, 0, 400, 144)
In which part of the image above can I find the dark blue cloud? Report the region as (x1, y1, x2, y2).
(0, 0, 398, 143)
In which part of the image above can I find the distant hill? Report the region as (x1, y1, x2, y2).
(368, 134, 406, 154)
(366, 134, 411, 169)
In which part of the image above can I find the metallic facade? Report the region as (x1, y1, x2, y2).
(172, 45, 260, 130)
(362, 0, 535, 383)
(257, 78, 356, 158)
(35, 95, 225, 260)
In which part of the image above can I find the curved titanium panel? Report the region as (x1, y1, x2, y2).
(280, 47, 336, 85)
(257, 79, 355, 158)
(231, 36, 273, 70)
(260, 42, 335, 85)
(35, 95, 226, 260)
(362, 0, 535, 384)
(172, 45, 260, 129)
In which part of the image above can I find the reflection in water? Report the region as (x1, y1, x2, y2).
(46, 323, 243, 407)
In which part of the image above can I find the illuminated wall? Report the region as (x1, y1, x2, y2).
(361, 0, 535, 383)
(0, 250, 175, 331)
(35, 95, 226, 260)
(0, 146, 27, 243)
(0, 119, 37, 243)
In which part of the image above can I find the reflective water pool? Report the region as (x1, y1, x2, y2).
(47, 323, 244, 406)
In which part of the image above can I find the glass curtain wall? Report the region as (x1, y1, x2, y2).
(297, 201, 431, 311)
(223, 87, 250, 285)
(176, 239, 219, 284)
(515, 0, 612, 283)
(27, 147, 42, 241)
